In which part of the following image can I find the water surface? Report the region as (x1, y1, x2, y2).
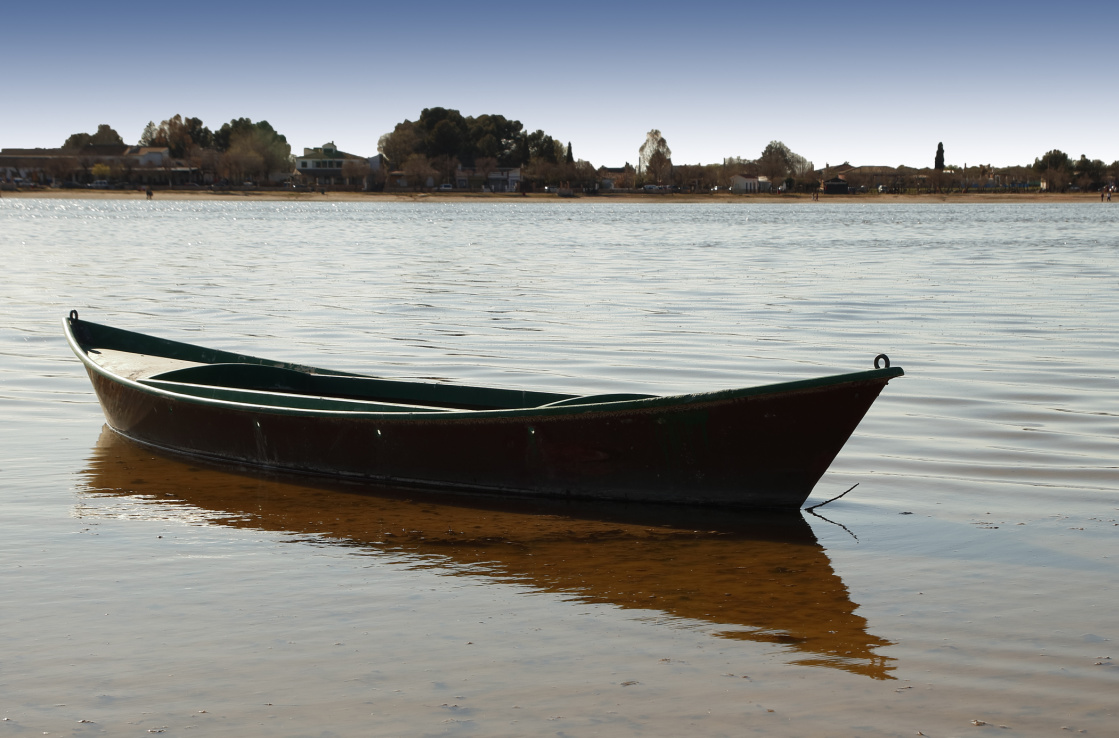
(2, 199, 1117, 736)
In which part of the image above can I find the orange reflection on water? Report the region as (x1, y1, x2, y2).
(78, 427, 894, 679)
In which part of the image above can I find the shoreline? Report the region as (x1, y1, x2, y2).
(0, 188, 1106, 203)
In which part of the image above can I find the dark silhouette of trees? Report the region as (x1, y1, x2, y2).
(1073, 155, 1106, 190)
(525, 129, 561, 164)
(146, 115, 214, 157)
(213, 118, 286, 153)
(935, 143, 945, 171)
(62, 124, 124, 151)
(377, 109, 553, 171)
(1034, 149, 1071, 191)
(378, 122, 421, 170)
(210, 119, 291, 182)
(139, 121, 158, 146)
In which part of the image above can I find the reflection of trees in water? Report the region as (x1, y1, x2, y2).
(79, 428, 894, 680)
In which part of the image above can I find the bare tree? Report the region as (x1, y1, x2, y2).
(378, 123, 421, 169)
(341, 159, 371, 189)
(429, 155, 460, 187)
(402, 154, 436, 191)
(573, 160, 598, 189)
(638, 130, 672, 183)
(45, 155, 76, 185)
(189, 145, 220, 184)
(474, 157, 498, 190)
(220, 149, 264, 185)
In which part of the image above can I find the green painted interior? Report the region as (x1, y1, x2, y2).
(139, 378, 460, 413)
(149, 363, 568, 410)
(67, 315, 904, 417)
(541, 393, 659, 407)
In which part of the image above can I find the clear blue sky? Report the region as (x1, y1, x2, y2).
(5, 1, 1115, 169)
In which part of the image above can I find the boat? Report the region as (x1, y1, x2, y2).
(64, 310, 903, 509)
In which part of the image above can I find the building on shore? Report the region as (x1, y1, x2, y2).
(730, 174, 771, 193)
(0, 145, 198, 187)
(452, 166, 522, 192)
(294, 142, 383, 189)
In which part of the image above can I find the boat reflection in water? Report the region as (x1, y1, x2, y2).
(78, 427, 895, 680)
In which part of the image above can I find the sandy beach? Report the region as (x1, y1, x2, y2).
(0, 187, 1105, 204)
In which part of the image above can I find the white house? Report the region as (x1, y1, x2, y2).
(295, 142, 382, 186)
(730, 174, 771, 193)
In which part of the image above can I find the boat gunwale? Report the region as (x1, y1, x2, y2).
(65, 316, 905, 420)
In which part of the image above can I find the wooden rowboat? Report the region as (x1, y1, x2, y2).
(64, 311, 903, 509)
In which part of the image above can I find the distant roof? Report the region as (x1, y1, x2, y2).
(0, 147, 64, 156)
(128, 146, 171, 156)
(74, 144, 131, 156)
(843, 165, 897, 175)
(298, 141, 370, 160)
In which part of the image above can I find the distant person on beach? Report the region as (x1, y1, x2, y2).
(146, 186, 153, 200)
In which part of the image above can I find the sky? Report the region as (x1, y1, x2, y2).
(4, 0, 1116, 169)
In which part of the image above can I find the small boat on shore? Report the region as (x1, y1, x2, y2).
(64, 311, 903, 509)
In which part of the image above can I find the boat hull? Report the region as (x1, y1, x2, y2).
(69, 315, 902, 508)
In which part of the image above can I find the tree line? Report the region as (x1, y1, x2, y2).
(56, 116, 291, 185)
(31, 113, 1119, 193)
(375, 107, 598, 191)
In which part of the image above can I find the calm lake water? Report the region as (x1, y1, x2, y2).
(2, 198, 1117, 736)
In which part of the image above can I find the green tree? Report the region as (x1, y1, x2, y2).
(758, 141, 793, 185)
(150, 115, 214, 158)
(468, 114, 524, 166)
(218, 124, 291, 182)
(1034, 149, 1071, 172)
(139, 121, 158, 146)
(1074, 155, 1105, 190)
(63, 124, 124, 150)
(91, 124, 124, 146)
(525, 130, 559, 164)
(429, 119, 465, 159)
(1034, 149, 1071, 191)
(379, 109, 559, 171)
(62, 132, 92, 151)
(213, 118, 286, 154)
(474, 133, 502, 160)
(418, 107, 469, 159)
